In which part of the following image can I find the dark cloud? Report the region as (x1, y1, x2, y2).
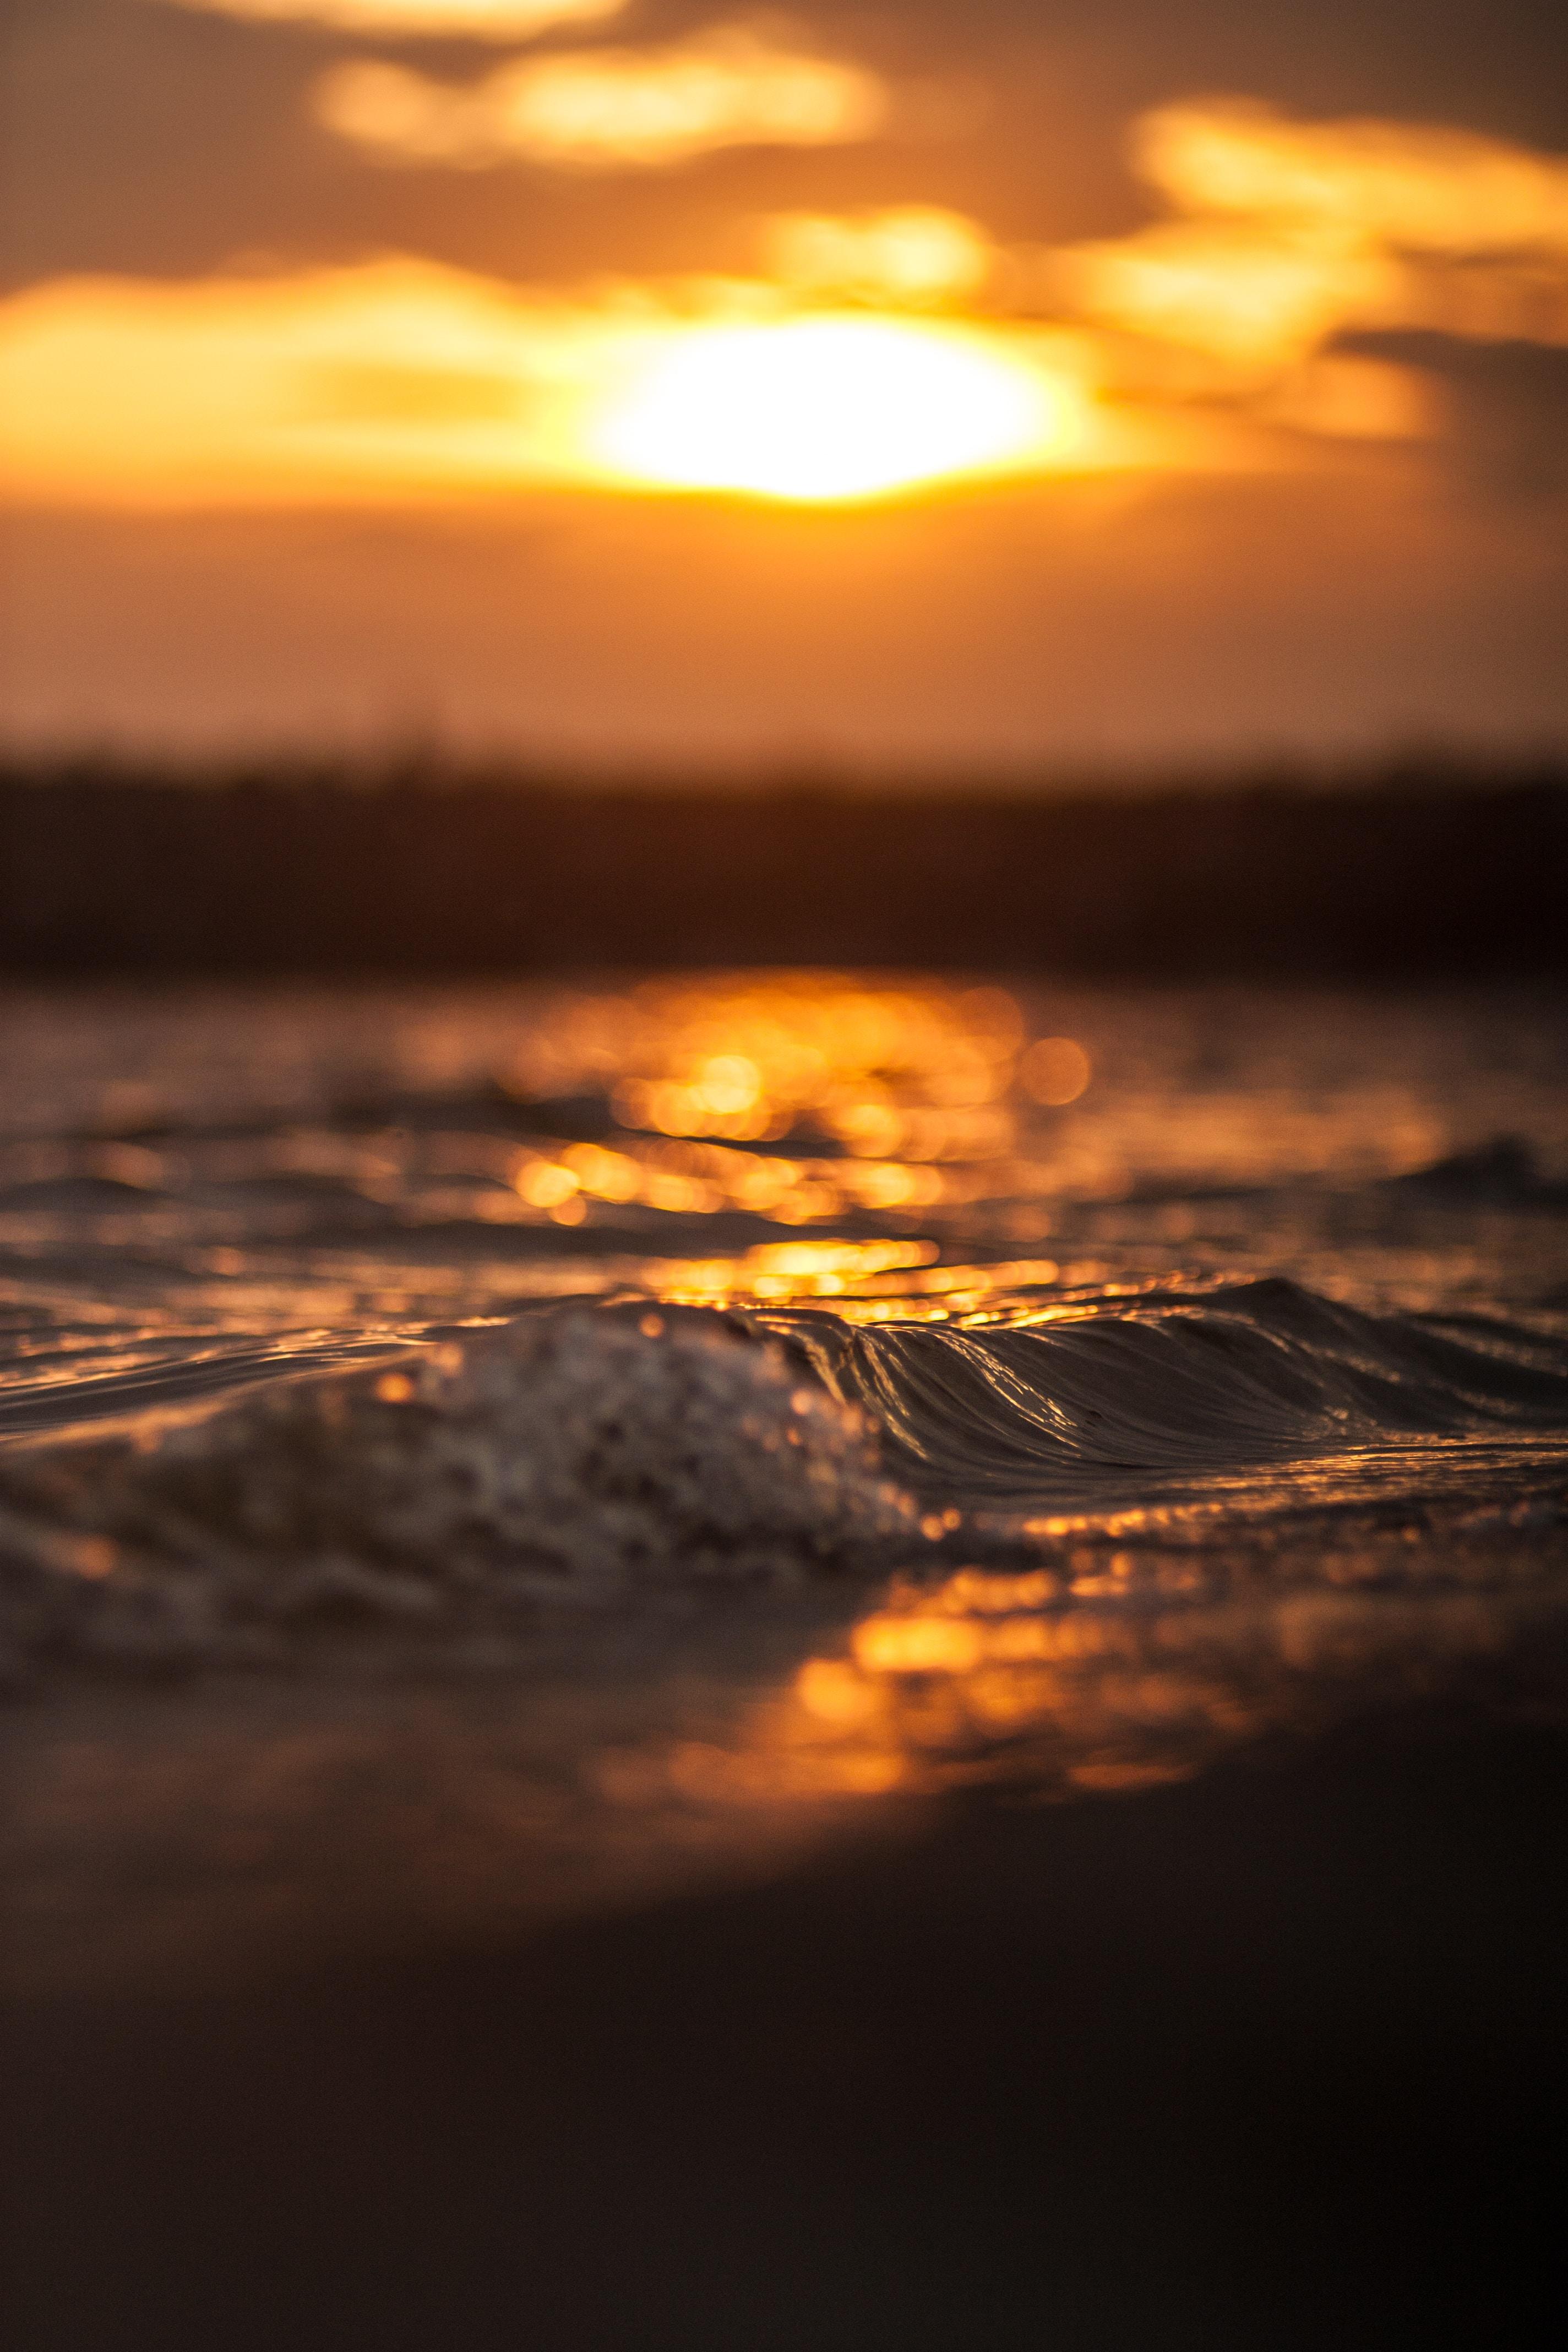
(1340, 331, 1568, 497)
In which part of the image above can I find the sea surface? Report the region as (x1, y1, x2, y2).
(4, 971, 1568, 1993)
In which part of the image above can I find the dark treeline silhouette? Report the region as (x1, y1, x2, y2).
(1, 755, 1564, 978)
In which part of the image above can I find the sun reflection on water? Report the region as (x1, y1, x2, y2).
(465, 971, 1521, 1304)
(494, 973, 1080, 1248)
(508, 973, 1032, 1145)
(1, 976, 1560, 1409)
(623, 1530, 1568, 1812)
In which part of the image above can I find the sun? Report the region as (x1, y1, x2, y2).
(590, 314, 1084, 503)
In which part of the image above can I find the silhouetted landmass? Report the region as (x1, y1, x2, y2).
(0, 756, 1563, 978)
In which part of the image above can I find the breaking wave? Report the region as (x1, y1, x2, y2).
(3, 1281, 1568, 1684)
(0, 1313, 914, 1681)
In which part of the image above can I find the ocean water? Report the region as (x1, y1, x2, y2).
(4, 971, 1568, 1990)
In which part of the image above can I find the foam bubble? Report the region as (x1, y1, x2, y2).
(0, 1314, 918, 1681)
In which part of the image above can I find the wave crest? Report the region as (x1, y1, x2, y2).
(765, 1278, 1568, 1499)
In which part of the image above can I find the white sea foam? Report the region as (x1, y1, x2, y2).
(0, 1313, 918, 1680)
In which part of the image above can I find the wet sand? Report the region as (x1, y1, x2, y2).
(6, 1703, 1567, 2352)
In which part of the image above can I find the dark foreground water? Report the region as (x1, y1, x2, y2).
(3, 974, 1568, 2348)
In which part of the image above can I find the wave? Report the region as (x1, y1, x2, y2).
(759, 1277, 1568, 1502)
(0, 1338, 418, 1436)
(1388, 1134, 1568, 1206)
(4, 1284, 1568, 1685)
(0, 1313, 916, 1681)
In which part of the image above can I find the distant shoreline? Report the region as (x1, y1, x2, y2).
(2, 758, 1564, 979)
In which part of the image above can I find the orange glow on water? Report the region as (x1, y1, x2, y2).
(643, 1539, 1560, 1815)
(484, 974, 1116, 1256)
(1019, 1037, 1093, 1107)
(504, 973, 1046, 1167)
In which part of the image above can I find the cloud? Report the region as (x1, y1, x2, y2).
(0, 259, 1128, 510)
(0, 262, 629, 507)
(1341, 330, 1568, 496)
(146, 0, 628, 37)
(1255, 353, 1439, 443)
(1049, 101, 1568, 383)
(1137, 100, 1568, 259)
(312, 23, 888, 170)
(1051, 222, 1404, 367)
(760, 209, 995, 307)
(12, 96, 1562, 513)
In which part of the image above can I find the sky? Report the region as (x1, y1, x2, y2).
(2, 0, 1566, 771)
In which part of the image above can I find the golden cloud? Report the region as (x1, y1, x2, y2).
(0, 259, 1130, 510)
(1053, 221, 1404, 366)
(760, 208, 995, 307)
(1258, 355, 1440, 442)
(148, 0, 627, 36)
(312, 23, 888, 170)
(1052, 101, 1568, 379)
(1138, 100, 1568, 258)
(0, 262, 629, 507)
(14, 95, 1562, 514)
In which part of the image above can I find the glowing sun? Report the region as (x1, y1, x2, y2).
(591, 315, 1083, 502)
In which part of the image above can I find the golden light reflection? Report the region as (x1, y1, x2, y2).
(0, 977, 1471, 1276)
(313, 25, 888, 172)
(507, 974, 1035, 1147)
(13, 1533, 1566, 1999)
(486, 976, 1114, 1248)
(646, 1242, 1067, 1314)
(503, 1138, 957, 1227)
(627, 1540, 1568, 1810)
(1019, 1037, 1092, 1107)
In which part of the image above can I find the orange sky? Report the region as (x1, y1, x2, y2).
(2, 1, 1565, 765)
